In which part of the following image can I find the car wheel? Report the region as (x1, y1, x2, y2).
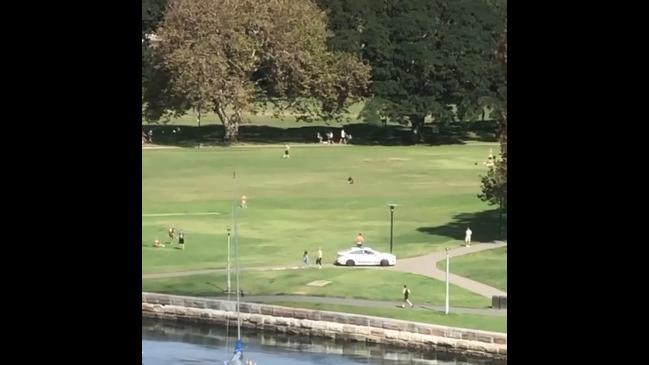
(346, 260, 355, 266)
(380, 259, 389, 266)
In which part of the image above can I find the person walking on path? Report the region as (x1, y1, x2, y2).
(465, 227, 472, 247)
(302, 250, 309, 266)
(355, 233, 365, 247)
(316, 248, 323, 269)
(401, 284, 414, 308)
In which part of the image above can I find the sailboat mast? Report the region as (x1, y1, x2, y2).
(233, 169, 241, 341)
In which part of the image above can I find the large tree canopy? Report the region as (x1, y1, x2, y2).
(145, 0, 371, 141)
(316, 0, 506, 138)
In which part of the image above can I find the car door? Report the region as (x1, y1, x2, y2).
(347, 249, 363, 264)
(361, 249, 378, 265)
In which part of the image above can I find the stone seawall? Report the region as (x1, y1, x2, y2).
(142, 292, 506, 360)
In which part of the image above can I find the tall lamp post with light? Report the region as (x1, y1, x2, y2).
(388, 204, 397, 253)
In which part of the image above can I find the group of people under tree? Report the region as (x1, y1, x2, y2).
(317, 129, 351, 144)
(142, 129, 153, 144)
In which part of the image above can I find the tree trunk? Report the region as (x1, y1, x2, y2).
(410, 115, 425, 143)
(215, 105, 240, 143)
(224, 121, 239, 142)
(498, 109, 507, 157)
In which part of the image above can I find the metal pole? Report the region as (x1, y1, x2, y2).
(389, 208, 394, 253)
(227, 228, 231, 294)
(445, 248, 450, 315)
(499, 197, 503, 239)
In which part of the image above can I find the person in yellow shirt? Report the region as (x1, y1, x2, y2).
(241, 194, 247, 208)
(355, 233, 365, 247)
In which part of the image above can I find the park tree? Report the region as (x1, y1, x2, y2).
(316, 0, 506, 140)
(145, 0, 371, 141)
(142, 0, 173, 119)
(479, 31, 506, 221)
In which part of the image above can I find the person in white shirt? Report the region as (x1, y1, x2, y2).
(465, 227, 472, 247)
(340, 129, 346, 144)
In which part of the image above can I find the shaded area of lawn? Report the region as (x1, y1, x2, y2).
(417, 208, 507, 242)
(143, 120, 497, 147)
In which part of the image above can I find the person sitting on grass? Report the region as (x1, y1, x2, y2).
(153, 239, 164, 248)
(347, 176, 354, 184)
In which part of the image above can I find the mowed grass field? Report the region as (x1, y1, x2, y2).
(142, 143, 501, 274)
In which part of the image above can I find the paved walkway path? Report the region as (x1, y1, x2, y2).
(209, 294, 506, 317)
(143, 241, 507, 299)
(388, 241, 507, 298)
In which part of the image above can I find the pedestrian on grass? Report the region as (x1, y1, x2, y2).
(401, 285, 414, 308)
(465, 227, 472, 247)
(316, 248, 323, 269)
(168, 226, 176, 244)
(178, 230, 185, 250)
(302, 250, 309, 266)
(241, 194, 247, 208)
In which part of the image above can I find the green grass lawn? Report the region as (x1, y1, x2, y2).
(270, 302, 506, 333)
(142, 141, 506, 332)
(437, 247, 507, 291)
(142, 144, 502, 274)
(142, 269, 491, 308)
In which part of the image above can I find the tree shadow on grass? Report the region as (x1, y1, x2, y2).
(417, 208, 507, 242)
(142, 120, 497, 147)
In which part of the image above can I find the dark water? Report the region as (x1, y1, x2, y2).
(142, 318, 505, 365)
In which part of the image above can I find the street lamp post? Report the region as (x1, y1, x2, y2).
(445, 248, 450, 314)
(388, 204, 396, 253)
(227, 226, 231, 294)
